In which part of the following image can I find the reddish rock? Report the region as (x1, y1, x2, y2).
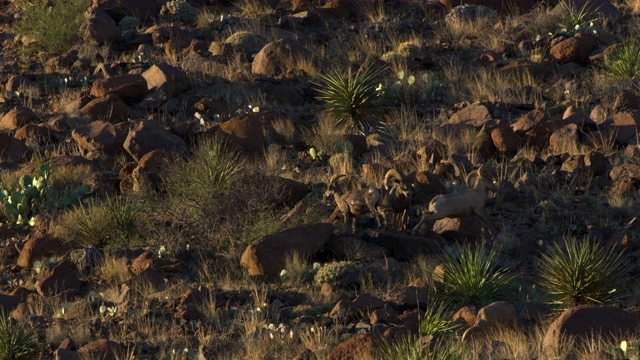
(549, 124, 579, 152)
(14, 124, 56, 145)
(560, 155, 585, 173)
(0, 106, 38, 130)
(360, 231, 443, 261)
(0, 132, 27, 162)
(123, 120, 189, 162)
(384, 286, 429, 310)
(512, 109, 556, 147)
(517, 301, 551, 327)
(217, 114, 266, 156)
(93, 0, 161, 21)
(584, 151, 609, 175)
(326, 333, 382, 360)
(611, 110, 640, 144)
(90, 74, 148, 104)
(329, 294, 386, 321)
(240, 223, 333, 276)
(491, 127, 521, 156)
(141, 63, 190, 97)
(72, 120, 125, 154)
(131, 149, 173, 192)
(433, 217, 484, 242)
(543, 305, 638, 352)
(448, 101, 493, 127)
(36, 260, 82, 296)
(18, 234, 63, 268)
(251, 38, 312, 77)
(454, 305, 479, 327)
(131, 250, 154, 274)
(82, 6, 121, 45)
(550, 35, 595, 64)
(5, 75, 35, 92)
(562, 106, 593, 126)
(79, 95, 130, 123)
(474, 301, 517, 328)
(613, 91, 640, 112)
(78, 339, 125, 360)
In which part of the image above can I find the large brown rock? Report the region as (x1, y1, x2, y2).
(448, 101, 493, 127)
(543, 305, 638, 352)
(92, 0, 161, 21)
(79, 95, 130, 123)
(611, 110, 640, 144)
(0, 131, 27, 162)
(90, 74, 148, 104)
(123, 120, 189, 162)
(240, 223, 333, 276)
(549, 123, 579, 152)
(360, 231, 442, 261)
(72, 120, 125, 154)
(512, 109, 556, 147)
(329, 294, 386, 321)
(17, 234, 63, 268)
(326, 333, 382, 360)
(251, 38, 312, 77)
(82, 6, 121, 45)
(433, 217, 484, 242)
(463, 301, 517, 342)
(491, 126, 521, 156)
(0, 106, 38, 130)
(550, 34, 596, 64)
(217, 114, 266, 155)
(613, 91, 640, 112)
(0, 293, 19, 314)
(36, 260, 82, 296)
(78, 339, 125, 360)
(141, 63, 190, 97)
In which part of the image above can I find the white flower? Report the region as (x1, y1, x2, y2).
(280, 269, 288, 277)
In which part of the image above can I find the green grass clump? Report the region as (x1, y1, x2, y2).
(603, 41, 640, 83)
(438, 245, 515, 307)
(377, 335, 463, 360)
(0, 312, 40, 360)
(313, 66, 386, 133)
(56, 196, 147, 249)
(537, 237, 628, 308)
(419, 298, 456, 337)
(14, 0, 87, 54)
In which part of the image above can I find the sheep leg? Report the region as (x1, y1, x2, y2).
(368, 202, 383, 230)
(410, 212, 439, 235)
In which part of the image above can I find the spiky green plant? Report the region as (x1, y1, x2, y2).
(603, 42, 640, 83)
(313, 66, 387, 133)
(537, 237, 628, 308)
(557, 0, 600, 29)
(439, 245, 515, 307)
(0, 311, 40, 360)
(377, 335, 463, 360)
(419, 298, 457, 337)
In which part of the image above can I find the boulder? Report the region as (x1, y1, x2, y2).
(329, 294, 386, 321)
(77, 339, 125, 360)
(611, 110, 640, 144)
(491, 127, 521, 156)
(141, 63, 190, 97)
(511, 109, 556, 147)
(448, 101, 493, 127)
(549, 123, 579, 152)
(82, 6, 121, 45)
(240, 223, 333, 276)
(72, 120, 125, 154)
(326, 333, 382, 360)
(90, 74, 148, 104)
(217, 114, 266, 156)
(0, 132, 27, 162)
(0, 293, 19, 314)
(433, 217, 484, 241)
(251, 38, 312, 77)
(550, 34, 596, 64)
(92, 0, 161, 21)
(78, 95, 130, 123)
(543, 305, 638, 352)
(36, 260, 82, 296)
(17, 234, 63, 268)
(123, 120, 189, 162)
(360, 231, 442, 261)
(0, 106, 38, 130)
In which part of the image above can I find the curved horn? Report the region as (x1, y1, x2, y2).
(329, 174, 347, 185)
(384, 169, 404, 190)
(465, 170, 480, 188)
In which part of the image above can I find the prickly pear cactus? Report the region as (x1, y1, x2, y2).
(314, 261, 360, 285)
(160, 0, 197, 24)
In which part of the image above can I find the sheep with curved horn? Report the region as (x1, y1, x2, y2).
(410, 165, 498, 237)
(377, 169, 413, 231)
(324, 173, 383, 233)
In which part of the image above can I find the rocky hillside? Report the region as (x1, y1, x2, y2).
(1, 0, 640, 359)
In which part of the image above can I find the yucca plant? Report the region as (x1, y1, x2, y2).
(438, 244, 515, 307)
(557, 0, 600, 29)
(419, 297, 457, 337)
(313, 66, 387, 133)
(603, 41, 640, 85)
(377, 335, 463, 360)
(0, 311, 40, 360)
(537, 237, 628, 308)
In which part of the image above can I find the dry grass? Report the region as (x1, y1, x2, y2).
(97, 254, 131, 284)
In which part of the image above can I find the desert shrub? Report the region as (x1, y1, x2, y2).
(13, 0, 87, 53)
(0, 311, 40, 360)
(313, 66, 387, 133)
(556, 0, 601, 29)
(537, 237, 628, 308)
(56, 196, 147, 249)
(419, 297, 456, 337)
(438, 244, 515, 307)
(603, 41, 640, 84)
(160, 0, 197, 24)
(314, 261, 359, 285)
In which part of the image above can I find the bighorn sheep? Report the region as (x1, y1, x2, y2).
(410, 165, 498, 237)
(377, 169, 413, 231)
(324, 174, 382, 233)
